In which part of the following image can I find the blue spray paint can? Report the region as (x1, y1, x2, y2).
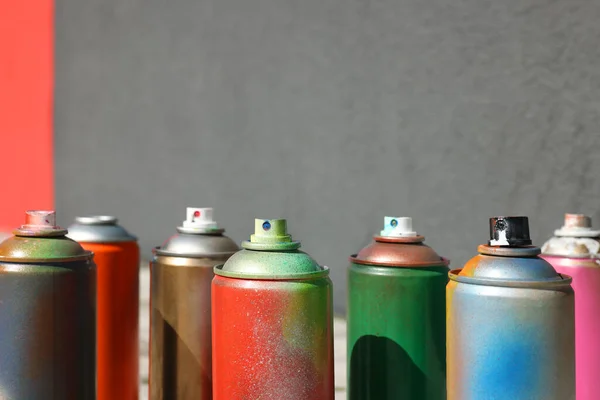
(447, 216, 575, 400)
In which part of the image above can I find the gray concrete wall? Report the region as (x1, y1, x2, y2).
(55, 0, 600, 313)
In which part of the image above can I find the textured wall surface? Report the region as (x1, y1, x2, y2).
(56, 0, 600, 313)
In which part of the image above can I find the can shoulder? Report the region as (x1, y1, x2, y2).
(220, 248, 322, 275)
(350, 238, 447, 268)
(67, 221, 137, 243)
(459, 253, 559, 282)
(156, 232, 239, 257)
(0, 235, 92, 262)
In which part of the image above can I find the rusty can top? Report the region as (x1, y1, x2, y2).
(155, 207, 239, 258)
(542, 213, 600, 258)
(350, 216, 448, 268)
(215, 218, 326, 279)
(67, 215, 137, 243)
(452, 216, 570, 288)
(0, 210, 92, 262)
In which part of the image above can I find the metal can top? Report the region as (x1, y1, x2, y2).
(67, 215, 137, 243)
(350, 216, 448, 268)
(216, 218, 325, 278)
(154, 207, 238, 257)
(452, 216, 569, 287)
(0, 210, 92, 262)
(541, 213, 600, 258)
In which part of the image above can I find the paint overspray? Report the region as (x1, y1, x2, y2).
(447, 216, 575, 400)
(542, 213, 600, 400)
(212, 219, 334, 399)
(150, 207, 238, 399)
(348, 216, 448, 399)
(67, 216, 139, 400)
(0, 210, 96, 399)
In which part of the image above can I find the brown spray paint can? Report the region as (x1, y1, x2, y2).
(150, 207, 238, 399)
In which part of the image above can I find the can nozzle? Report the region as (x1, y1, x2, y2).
(489, 216, 532, 246)
(380, 217, 417, 237)
(182, 207, 218, 230)
(554, 213, 600, 237)
(15, 210, 67, 237)
(22, 210, 59, 229)
(250, 219, 292, 244)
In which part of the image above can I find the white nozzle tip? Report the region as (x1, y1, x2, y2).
(380, 216, 417, 237)
(182, 207, 218, 229)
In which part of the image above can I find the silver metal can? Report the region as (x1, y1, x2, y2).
(447, 216, 575, 400)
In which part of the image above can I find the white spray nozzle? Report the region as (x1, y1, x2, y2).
(182, 207, 218, 230)
(380, 216, 417, 237)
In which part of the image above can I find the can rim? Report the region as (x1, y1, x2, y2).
(75, 215, 118, 225)
(448, 268, 573, 288)
(373, 235, 425, 243)
(478, 244, 541, 257)
(0, 251, 94, 263)
(213, 264, 330, 280)
(176, 226, 226, 235)
(349, 254, 449, 268)
(153, 246, 238, 258)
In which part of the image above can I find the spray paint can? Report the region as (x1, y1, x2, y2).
(0, 210, 96, 399)
(67, 216, 139, 400)
(150, 207, 238, 399)
(348, 216, 448, 399)
(212, 219, 334, 399)
(447, 216, 575, 400)
(541, 213, 600, 400)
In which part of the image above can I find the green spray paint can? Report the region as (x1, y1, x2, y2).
(348, 216, 449, 400)
(212, 219, 334, 399)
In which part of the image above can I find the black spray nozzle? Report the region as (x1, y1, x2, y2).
(489, 216, 532, 246)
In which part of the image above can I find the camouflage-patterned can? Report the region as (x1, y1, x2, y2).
(212, 219, 334, 399)
(447, 216, 575, 400)
(150, 207, 238, 399)
(0, 210, 96, 399)
(348, 216, 448, 399)
(542, 214, 600, 400)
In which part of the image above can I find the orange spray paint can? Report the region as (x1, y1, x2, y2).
(68, 216, 140, 400)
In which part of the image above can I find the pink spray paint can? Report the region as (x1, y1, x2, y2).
(541, 213, 600, 400)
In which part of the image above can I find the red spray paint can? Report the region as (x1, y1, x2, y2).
(67, 216, 139, 400)
(212, 218, 334, 399)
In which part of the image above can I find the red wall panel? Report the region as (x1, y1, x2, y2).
(0, 1, 54, 231)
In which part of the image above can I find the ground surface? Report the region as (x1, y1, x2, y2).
(138, 266, 348, 399)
